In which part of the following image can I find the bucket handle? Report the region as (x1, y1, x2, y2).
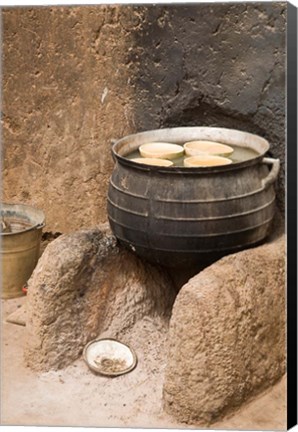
(261, 157, 280, 189)
(36, 222, 46, 229)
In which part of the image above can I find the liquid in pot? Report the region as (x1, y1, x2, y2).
(125, 144, 259, 166)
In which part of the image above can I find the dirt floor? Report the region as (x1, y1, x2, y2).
(1, 296, 286, 430)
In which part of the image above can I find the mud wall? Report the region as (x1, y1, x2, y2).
(2, 6, 138, 232)
(2, 3, 286, 233)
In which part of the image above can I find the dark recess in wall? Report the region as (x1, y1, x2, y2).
(130, 2, 286, 214)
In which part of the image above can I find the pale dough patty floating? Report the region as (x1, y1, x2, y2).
(139, 142, 184, 160)
(184, 140, 234, 157)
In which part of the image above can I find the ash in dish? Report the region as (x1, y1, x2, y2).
(126, 140, 259, 167)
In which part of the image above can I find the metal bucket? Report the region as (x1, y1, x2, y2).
(1, 203, 45, 299)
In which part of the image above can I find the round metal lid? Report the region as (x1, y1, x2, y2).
(83, 338, 137, 377)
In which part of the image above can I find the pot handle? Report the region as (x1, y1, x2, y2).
(110, 139, 118, 162)
(261, 157, 280, 189)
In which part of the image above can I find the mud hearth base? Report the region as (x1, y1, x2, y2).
(24, 225, 285, 426)
(163, 234, 285, 425)
(24, 224, 176, 371)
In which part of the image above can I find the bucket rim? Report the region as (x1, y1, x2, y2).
(1, 202, 46, 236)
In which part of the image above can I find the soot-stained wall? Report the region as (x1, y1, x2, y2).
(2, 3, 286, 233)
(131, 2, 286, 213)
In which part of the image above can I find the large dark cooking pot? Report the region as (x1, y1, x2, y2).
(107, 127, 280, 267)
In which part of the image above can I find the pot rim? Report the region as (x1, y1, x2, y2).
(112, 126, 270, 174)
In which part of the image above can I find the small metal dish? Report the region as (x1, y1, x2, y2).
(83, 338, 137, 377)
